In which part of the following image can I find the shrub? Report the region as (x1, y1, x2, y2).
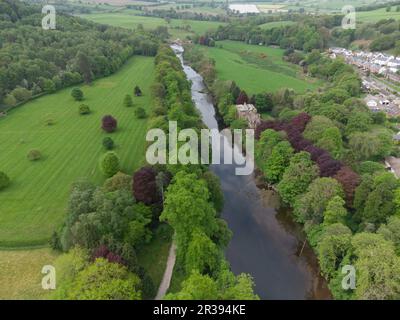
(45, 115, 55, 126)
(132, 166, 159, 205)
(230, 118, 247, 129)
(3, 94, 17, 107)
(134, 85, 142, 97)
(79, 104, 90, 115)
(101, 115, 117, 133)
(50, 231, 61, 250)
(11, 87, 32, 102)
(134, 107, 147, 119)
(92, 245, 124, 265)
(123, 94, 133, 107)
(103, 172, 131, 192)
(71, 88, 84, 101)
(102, 137, 114, 150)
(27, 149, 42, 161)
(100, 151, 120, 177)
(0, 171, 10, 190)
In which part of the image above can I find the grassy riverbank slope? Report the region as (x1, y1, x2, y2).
(198, 40, 322, 94)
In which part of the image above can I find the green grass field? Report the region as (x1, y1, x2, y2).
(0, 56, 154, 247)
(143, 3, 226, 16)
(200, 40, 322, 94)
(284, 0, 384, 12)
(258, 20, 294, 30)
(80, 13, 226, 38)
(357, 7, 400, 22)
(0, 248, 58, 299)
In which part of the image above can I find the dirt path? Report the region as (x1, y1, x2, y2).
(155, 241, 176, 300)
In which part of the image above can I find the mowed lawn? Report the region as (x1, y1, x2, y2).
(200, 40, 321, 94)
(0, 56, 154, 247)
(0, 248, 58, 299)
(80, 13, 226, 38)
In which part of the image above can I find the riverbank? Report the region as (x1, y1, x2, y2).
(173, 44, 331, 299)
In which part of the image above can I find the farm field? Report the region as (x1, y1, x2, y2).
(357, 7, 400, 22)
(0, 56, 154, 248)
(145, 3, 226, 15)
(199, 40, 322, 94)
(80, 13, 226, 38)
(259, 20, 295, 29)
(0, 248, 58, 299)
(257, 3, 287, 13)
(284, 0, 385, 12)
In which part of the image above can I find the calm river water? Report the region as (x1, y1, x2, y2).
(172, 44, 331, 300)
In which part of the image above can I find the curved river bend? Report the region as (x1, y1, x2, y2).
(172, 45, 331, 300)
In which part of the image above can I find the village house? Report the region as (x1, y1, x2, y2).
(236, 103, 261, 129)
(330, 48, 400, 77)
(330, 47, 400, 117)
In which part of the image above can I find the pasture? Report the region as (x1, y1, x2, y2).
(357, 7, 400, 22)
(285, 0, 385, 12)
(80, 13, 226, 38)
(144, 3, 226, 16)
(200, 40, 322, 94)
(0, 56, 154, 247)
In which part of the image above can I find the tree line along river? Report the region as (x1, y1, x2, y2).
(172, 44, 331, 299)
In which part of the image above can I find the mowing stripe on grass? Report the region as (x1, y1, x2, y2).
(0, 56, 155, 247)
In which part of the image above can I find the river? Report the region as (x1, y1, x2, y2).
(171, 44, 332, 300)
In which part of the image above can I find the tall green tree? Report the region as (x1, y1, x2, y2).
(318, 223, 352, 279)
(123, 94, 133, 107)
(277, 151, 319, 204)
(352, 233, 400, 300)
(185, 229, 220, 275)
(263, 141, 294, 184)
(303, 115, 337, 143)
(378, 216, 400, 255)
(76, 52, 92, 84)
(166, 271, 219, 300)
(100, 151, 120, 177)
(58, 258, 142, 300)
(255, 129, 286, 163)
(316, 127, 343, 159)
(323, 196, 348, 225)
(160, 172, 218, 259)
(362, 173, 399, 225)
(294, 177, 344, 224)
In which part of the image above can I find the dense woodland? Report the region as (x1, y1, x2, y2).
(0, 0, 159, 109)
(200, 15, 342, 52)
(332, 17, 400, 52)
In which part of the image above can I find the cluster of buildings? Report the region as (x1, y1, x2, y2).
(329, 47, 400, 82)
(330, 47, 400, 117)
